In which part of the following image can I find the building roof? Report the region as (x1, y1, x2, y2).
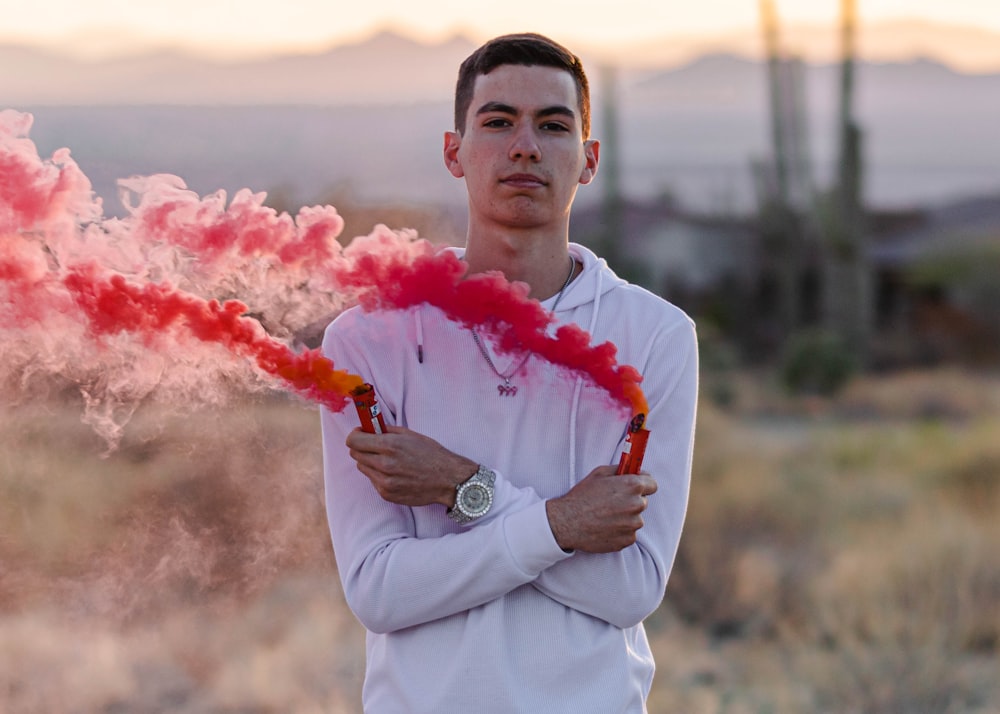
(870, 193, 1000, 267)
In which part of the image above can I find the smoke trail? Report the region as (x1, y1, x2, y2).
(333, 232, 648, 417)
(112, 174, 351, 339)
(62, 263, 363, 412)
(2, 109, 646, 450)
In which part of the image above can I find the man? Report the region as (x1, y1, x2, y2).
(321, 33, 698, 712)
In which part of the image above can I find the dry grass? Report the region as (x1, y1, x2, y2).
(1, 398, 364, 713)
(2, 370, 998, 712)
(656, 369, 1000, 713)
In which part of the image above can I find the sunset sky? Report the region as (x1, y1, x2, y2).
(2, 0, 998, 59)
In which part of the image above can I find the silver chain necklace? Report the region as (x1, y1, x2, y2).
(471, 256, 577, 397)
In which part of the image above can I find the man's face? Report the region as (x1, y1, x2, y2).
(444, 64, 599, 232)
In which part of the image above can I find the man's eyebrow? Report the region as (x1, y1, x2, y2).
(475, 101, 517, 116)
(536, 105, 576, 120)
(475, 102, 577, 120)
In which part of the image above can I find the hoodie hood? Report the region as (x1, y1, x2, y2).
(444, 242, 625, 313)
(556, 242, 626, 311)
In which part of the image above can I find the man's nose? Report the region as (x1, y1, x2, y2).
(508, 125, 541, 161)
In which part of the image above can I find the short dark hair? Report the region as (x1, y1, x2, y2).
(454, 33, 591, 138)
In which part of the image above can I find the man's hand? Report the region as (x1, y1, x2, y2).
(546, 466, 657, 553)
(346, 426, 477, 508)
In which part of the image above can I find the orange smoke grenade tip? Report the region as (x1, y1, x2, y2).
(352, 383, 386, 434)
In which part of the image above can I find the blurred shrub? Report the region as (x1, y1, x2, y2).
(779, 328, 857, 396)
(908, 240, 1000, 326)
(697, 326, 741, 408)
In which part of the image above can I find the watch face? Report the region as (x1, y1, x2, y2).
(460, 483, 491, 517)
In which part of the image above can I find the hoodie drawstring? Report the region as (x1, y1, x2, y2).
(567, 260, 604, 487)
(415, 308, 424, 363)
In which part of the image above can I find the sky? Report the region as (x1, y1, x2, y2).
(2, 0, 999, 59)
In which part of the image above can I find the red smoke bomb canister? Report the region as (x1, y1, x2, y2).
(617, 413, 650, 475)
(352, 383, 386, 434)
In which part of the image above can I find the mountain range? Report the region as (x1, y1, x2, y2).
(5, 26, 1000, 216)
(3, 20, 1000, 105)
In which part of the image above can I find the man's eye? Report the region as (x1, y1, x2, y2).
(483, 118, 511, 128)
(542, 122, 570, 132)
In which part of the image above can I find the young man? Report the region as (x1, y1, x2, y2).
(321, 33, 698, 712)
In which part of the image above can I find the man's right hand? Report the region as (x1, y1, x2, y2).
(346, 425, 477, 509)
(545, 466, 658, 553)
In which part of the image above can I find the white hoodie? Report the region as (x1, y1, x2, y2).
(321, 242, 698, 713)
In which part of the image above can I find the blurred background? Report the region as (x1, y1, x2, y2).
(2, 1, 999, 711)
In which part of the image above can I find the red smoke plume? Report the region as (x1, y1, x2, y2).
(62, 264, 363, 412)
(1, 110, 646, 447)
(333, 234, 648, 417)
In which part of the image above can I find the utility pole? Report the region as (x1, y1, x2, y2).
(761, 0, 789, 205)
(758, 0, 809, 340)
(823, 0, 872, 363)
(599, 64, 625, 275)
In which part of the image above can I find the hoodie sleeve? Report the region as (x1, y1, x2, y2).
(529, 316, 699, 628)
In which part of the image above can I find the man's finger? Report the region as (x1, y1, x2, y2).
(346, 428, 391, 453)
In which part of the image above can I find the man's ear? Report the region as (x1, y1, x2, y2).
(443, 131, 464, 178)
(579, 139, 600, 185)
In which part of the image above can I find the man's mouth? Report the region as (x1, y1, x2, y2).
(501, 174, 546, 188)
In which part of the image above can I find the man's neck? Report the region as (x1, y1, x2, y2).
(463, 228, 576, 301)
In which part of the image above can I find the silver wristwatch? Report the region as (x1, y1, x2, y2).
(447, 465, 496, 525)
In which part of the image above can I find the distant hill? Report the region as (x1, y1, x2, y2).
(0, 31, 475, 105)
(8, 31, 1000, 216)
(3, 21, 1000, 106)
(620, 18, 1000, 74)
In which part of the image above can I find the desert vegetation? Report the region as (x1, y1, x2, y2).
(1, 368, 998, 713)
